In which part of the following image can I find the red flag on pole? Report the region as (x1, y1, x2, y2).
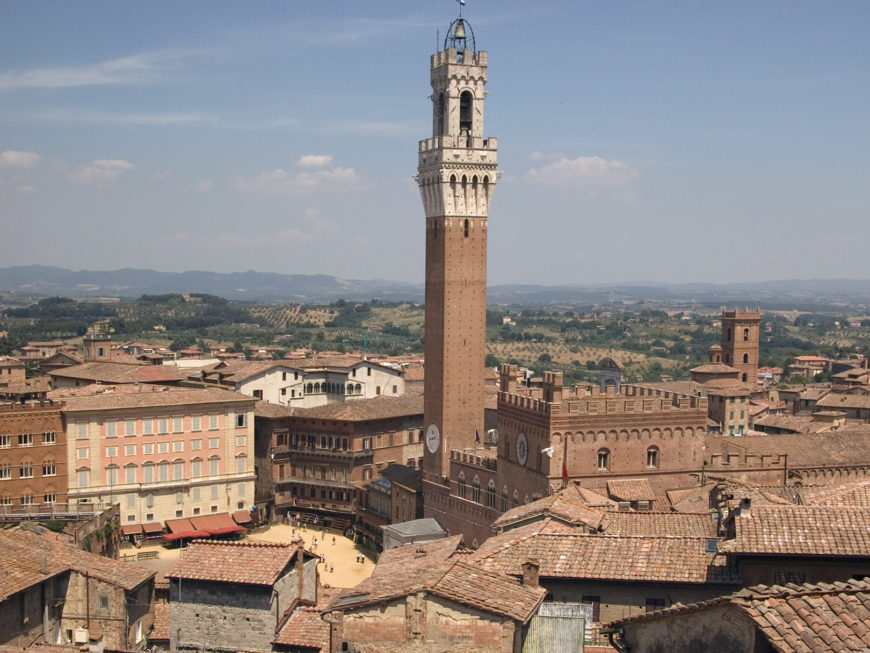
(562, 461, 569, 486)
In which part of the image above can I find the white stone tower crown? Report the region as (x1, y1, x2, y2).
(417, 18, 500, 221)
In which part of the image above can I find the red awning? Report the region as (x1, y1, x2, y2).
(121, 524, 144, 536)
(233, 509, 253, 525)
(190, 513, 245, 535)
(164, 517, 211, 540)
(143, 522, 164, 534)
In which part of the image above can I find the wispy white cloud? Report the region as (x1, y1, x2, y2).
(234, 165, 359, 194)
(30, 107, 218, 125)
(526, 155, 640, 186)
(195, 179, 215, 192)
(69, 159, 134, 183)
(162, 208, 337, 247)
(0, 47, 214, 90)
(0, 150, 40, 168)
(296, 154, 333, 168)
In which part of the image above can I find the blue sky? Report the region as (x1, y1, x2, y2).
(1, 1, 868, 286)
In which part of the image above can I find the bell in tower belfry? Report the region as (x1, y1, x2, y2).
(417, 9, 501, 513)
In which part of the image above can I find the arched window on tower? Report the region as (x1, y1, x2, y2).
(743, 353, 749, 364)
(472, 476, 481, 503)
(459, 90, 473, 139)
(457, 472, 466, 499)
(464, 219, 469, 238)
(436, 91, 446, 136)
(646, 446, 659, 469)
(597, 448, 610, 471)
(743, 328, 750, 341)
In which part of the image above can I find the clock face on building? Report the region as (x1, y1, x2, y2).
(516, 432, 528, 466)
(426, 424, 441, 454)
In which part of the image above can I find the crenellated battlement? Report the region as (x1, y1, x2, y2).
(498, 383, 707, 417)
(431, 48, 488, 69)
(449, 448, 498, 470)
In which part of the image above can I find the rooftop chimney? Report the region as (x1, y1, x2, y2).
(521, 558, 540, 587)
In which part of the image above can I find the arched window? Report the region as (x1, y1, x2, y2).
(457, 472, 466, 499)
(314, 383, 321, 394)
(157, 461, 169, 482)
(464, 219, 469, 238)
(743, 328, 750, 341)
(172, 458, 184, 480)
(487, 480, 496, 508)
(209, 455, 220, 476)
(235, 454, 247, 474)
(355, 383, 362, 394)
(347, 383, 353, 395)
(472, 475, 481, 503)
(502, 486, 509, 512)
(306, 383, 313, 394)
(743, 353, 749, 364)
(646, 447, 659, 469)
(459, 90, 473, 132)
(124, 463, 136, 484)
(597, 448, 610, 471)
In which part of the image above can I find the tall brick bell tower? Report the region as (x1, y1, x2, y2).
(416, 14, 499, 520)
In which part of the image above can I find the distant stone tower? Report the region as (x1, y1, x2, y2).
(720, 308, 761, 384)
(417, 15, 499, 497)
(83, 331, 111, 362)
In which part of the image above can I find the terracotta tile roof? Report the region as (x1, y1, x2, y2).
(202, 360, 295, 383)
(666, 484, 715, 513)
(798, 386, 833, 401)
(607, 578, 870, 653)
(0, 377, 52, 394)
(800, 480, 870, 508)
(51, 384, 254, 411)
(816, 392, 870, 410)
(491, 484, 606, 531)
(753, 414, 832, 433)
(273, 603, 329, 649)
(254, 400, 292, 418)
(706, 432, 870, 468)
(150, 601, 170, 641)
(167, 540, 298, 586)
(293, 394, 422, 422)
(689, 362, 740, 374)
(720, 506, 870, 557)
(607, 478, 656, 502)
(291, 355, 386, 371)
(599, 512, 717, 537)
(375, 534, 463, 573)
(329, 550, 545, 624)
(0, 524, 154, 599)
(703, 379, 754, 396)
(468, 531, 739, 585)
(49, 361, 185, 384)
